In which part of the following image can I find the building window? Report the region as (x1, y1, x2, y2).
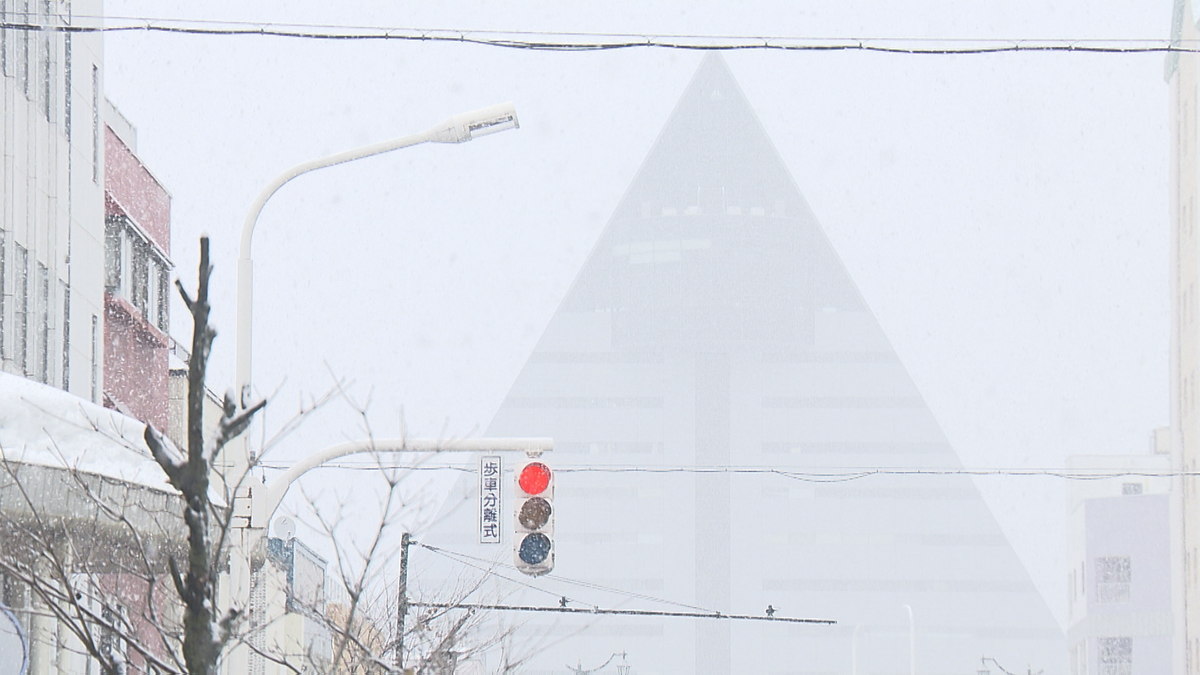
(36, 261, 48, 383)
(1096, 556, 1131, 604)
(90, 314, 97, 403)
(17, 0, 28, 96)
(0, 231, 6, 361)
(105, 215, 170, 332)
(1098, 637, 1132, 675)
(130, 236, 148, 314)
(100, 605, 129, 669)
(1070, 640, 1086, 675)
(39, 0, 50, 122)
(14, 244, 27, 375)
(0, 0, 8, 77)
(60, 279, 68, 390)
(62, 22, 69, 137)
(91, 64, 98, 183)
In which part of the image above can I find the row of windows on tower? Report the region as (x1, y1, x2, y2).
(0, 0, 61, 124)
(0, 232, 69, 388)
(105, 215, 170, 334)
(638, 199, 788, 218)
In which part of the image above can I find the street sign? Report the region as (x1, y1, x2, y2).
(479, 455, 502, 544)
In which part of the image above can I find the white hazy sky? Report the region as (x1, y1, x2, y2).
(103, 0, 1173, 627)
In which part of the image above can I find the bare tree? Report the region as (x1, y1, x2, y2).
(142, 236, 265, 673)
(0, 237, 533, 675)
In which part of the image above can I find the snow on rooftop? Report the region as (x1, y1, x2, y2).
(0, 371, 174, 493)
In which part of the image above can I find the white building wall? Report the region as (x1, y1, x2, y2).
(0, 3, 108, 672)
(1, 0, 105, 404)
(1066, 452, 1174, 675)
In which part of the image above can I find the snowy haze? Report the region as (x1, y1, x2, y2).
(102, 0, 1170, 632)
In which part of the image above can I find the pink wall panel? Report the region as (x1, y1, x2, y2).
(104, 126, 171, 255)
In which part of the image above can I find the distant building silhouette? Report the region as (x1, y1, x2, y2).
(425, 54, 1063, 675)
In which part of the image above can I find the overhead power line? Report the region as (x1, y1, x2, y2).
(417, 541, 833, 624)
(0, 17, 1193, 55)
(420, 542, 715, 614)
(259, 461, 1194, 482)
(410, 601, 836, 625)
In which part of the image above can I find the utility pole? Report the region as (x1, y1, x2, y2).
(397, 532, 411, 672)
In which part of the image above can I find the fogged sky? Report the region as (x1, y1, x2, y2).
(103, 0, 1171, 627)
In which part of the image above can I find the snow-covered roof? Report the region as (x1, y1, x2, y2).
(0, 371, 174, 493)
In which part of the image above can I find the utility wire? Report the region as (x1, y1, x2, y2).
(420, 542, 714, 614)
(416, 541, 592, 609)
(259, 462, 1195, 481)
(421, 541, 713, 616)
(416, 543, 834, 624)
(0, 18, 1195, 55)
(409, 601, 836, 625)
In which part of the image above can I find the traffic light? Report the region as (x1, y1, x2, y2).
(514, 459, 554, 576)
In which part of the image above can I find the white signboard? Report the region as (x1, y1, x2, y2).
(478, 455, 502, 544)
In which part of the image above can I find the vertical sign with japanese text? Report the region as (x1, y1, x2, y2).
(478, 455, 502, 544)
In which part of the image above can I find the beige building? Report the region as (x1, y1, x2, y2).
(1170, 2, 1200, 674)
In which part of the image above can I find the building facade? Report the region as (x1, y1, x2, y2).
(0, 4, 186, 672)
(2, 2, 173, 429)
(1066, 447, 1174, 675)
(1, 0, 108, 402)
(102, 100, 172, 430)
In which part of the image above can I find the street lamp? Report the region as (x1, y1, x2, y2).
(232, 102, 520, 468)
(220, 104, 519, 675)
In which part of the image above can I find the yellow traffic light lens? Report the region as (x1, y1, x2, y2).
(519, 497, 552, 530)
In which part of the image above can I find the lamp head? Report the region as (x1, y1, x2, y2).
(430, 102, 519, 143)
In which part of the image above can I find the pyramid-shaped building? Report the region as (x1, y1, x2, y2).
(423, 55, 1063, 675)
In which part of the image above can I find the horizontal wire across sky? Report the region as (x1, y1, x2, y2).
(0, 16, 1195, 55)
(257, 462, 1190, 481)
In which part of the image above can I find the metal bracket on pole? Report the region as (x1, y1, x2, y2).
(252, 437, 553, 529)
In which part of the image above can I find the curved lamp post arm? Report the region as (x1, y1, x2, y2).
(238, 130, 431, 266)
(255, 436, 552, 527)
(234, 102, 519, 407)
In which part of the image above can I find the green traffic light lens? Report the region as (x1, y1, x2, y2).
(519, 497, 552, 530)
(518, 533, 552, 565)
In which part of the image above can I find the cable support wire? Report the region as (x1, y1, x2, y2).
(415, 540, 593, 609)
(409, 601, 836, 625)
(257, 462, 1196, 481)
(0, 17, 1196, 55)
(419, 542, 713, 614)
(414, 543, 834, 624)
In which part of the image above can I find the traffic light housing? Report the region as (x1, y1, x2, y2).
(514, 459, 554, 576)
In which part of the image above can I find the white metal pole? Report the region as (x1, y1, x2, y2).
(852, 624, 862, 675)
(255, 437, 553, 527)
(903, 604, 914, 675)
(233, 130, 434, 465)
